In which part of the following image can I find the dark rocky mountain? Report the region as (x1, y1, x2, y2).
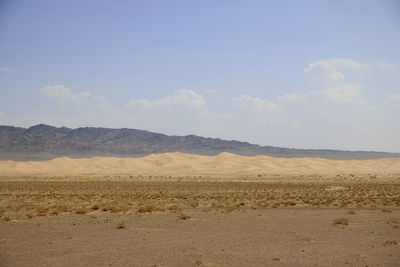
(0, 124, 399, 161)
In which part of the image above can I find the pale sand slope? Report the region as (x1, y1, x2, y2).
(0, 152, 400, 176)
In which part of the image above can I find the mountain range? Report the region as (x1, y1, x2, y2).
(0, 124, 399, 161)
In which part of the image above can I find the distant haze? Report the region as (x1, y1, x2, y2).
(0, 1, 399, 152)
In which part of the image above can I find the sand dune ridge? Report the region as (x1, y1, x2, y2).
(1, 152, 400, 176)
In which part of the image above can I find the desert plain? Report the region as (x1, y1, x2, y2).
(1, 152, 400, 266)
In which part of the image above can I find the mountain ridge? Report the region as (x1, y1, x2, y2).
(0, 124, 399, 161)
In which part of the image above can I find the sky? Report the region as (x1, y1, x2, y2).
(0, 0, 400, 152)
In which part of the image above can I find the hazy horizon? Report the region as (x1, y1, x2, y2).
(1, 0, 400, 152)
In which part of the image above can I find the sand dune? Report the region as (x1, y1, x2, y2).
(1, 152, 400, 177)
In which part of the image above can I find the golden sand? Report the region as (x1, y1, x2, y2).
(1, 152, 399, 176)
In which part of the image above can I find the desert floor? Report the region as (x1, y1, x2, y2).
(0, 179, 399, 267)
(1, 153, 400, 266)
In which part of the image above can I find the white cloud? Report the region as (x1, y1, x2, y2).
(93, 95, 122, 115)
(231, 94, 298, 131)
(40, 85, 91, 106)
(121, 89, 208, 134)
(277, 93, 305, 104)
(126, 89, 207, 111)
(304, 58, 369, 88)
(305, 58, 370, 74)
(233, 95, 278, 114)
(226, 58, 397, 151)
(388, 94, 400, 108)
(303, 58, 368, 104)
(0, 67, 12, 72)
(0, 111, 11, 125)
(26, 58, 399, 152)
(305, 62, 344, 88)
(325, 83, 364, 104)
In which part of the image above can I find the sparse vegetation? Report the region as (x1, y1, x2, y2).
(116, 221, 128, 229)
(0, 208, 5, 217)
(177, 213, 191, 220)
(0, 180, 399, 221)
(333, 217, 349, 225)
(75, 208, 88, 215)
(36, 206, 49, 216)
(387, 218, 400, 229)
(137, 205, 156, 213)
(194, 260, 205, 266)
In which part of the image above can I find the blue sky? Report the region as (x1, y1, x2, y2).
(1, 0, 400, 152)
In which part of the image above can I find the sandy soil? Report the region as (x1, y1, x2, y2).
(0, 153, 400, 266)
(1, 208, 400, 267)
(1, 152, 400, 177)
(0, 180, 400, 266)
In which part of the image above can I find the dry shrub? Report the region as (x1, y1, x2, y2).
(385, 240, 398, 245)
(348, 210, 356, 215)
(50, 210, 60, 215)
(57, 206, 70, 212)
(195, 260, 205, 266)
(201, 207, 212, 212)
(116, 221, 128, 229)
(285, 201, 296, 206)
(36, 206, 49, 216)
(137, 205, 156, 213)
(101, 206, 109, 212)
(189, 201, 199, 208)
(110, 206, 127, 213)
(102, 205, 118, 212)
(333, 217, 349, 225)
(166, 204, 181, 213)
(387, 218, 400, 229)
(382, 209, 392, 213)
(0, 208, 5, 217)
(91, 204, 100, 210)
(387, 218, 399, 224)
(225, 207, 237, 213)
(75, 208, 88, 215)
(177, 213, 191, 220)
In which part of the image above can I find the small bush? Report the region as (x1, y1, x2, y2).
(167, 204, 181, 213)
(75, 208, 88, 215)
(116, 221, 128, 229)
(178, 213, 191, 220)
(50, 210, 60, 215)
(36, 206, 49, 216)
(137, 205, 156, 213)
(387, 218, 400, 229)
(195, 260, 205, 266)
(333, 217, 349, 225)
